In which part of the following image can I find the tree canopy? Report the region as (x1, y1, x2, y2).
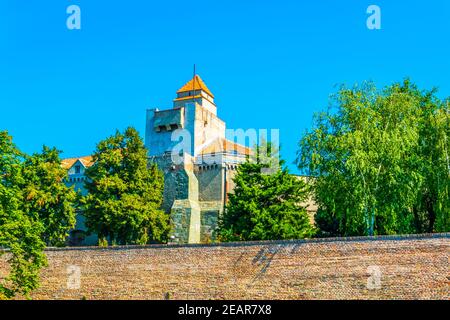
(218, 143, 314, 241)
(81, 127, 170, 245)
(20, 146, 77, 246)
(0, 131, 77, 299)
(297, 79, 449, 236)
(0, 132, 46, 299)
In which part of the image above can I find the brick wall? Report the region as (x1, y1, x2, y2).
(1, 234, 448, 300)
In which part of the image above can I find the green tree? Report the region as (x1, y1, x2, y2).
(412, 95, 449, 232)
(81, 127, 170, 245)
(297, 80, 449, 236)
(19, 146, 77, 246)
(218, 143, 314, 241)
(0, 131, 46, 299)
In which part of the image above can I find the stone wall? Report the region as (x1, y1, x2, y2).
(197, 166, 224, 202)
(171, 199, 201, 244)
(3, 234, 446, 300)
(150, 154, 195, 214)
(199, 201, 223, 243)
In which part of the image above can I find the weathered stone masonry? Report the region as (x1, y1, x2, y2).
(1, 234, 448, 300)
(145, 75, 252, 244)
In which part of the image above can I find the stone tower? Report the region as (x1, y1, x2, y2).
(145, 74, 250, 244)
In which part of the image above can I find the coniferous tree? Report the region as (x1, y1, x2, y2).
(218, 143, 314, 241)
(81, 127, 170, 245)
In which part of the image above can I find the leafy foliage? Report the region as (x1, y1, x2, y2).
(81, 127, 170, 245)
(297, 80, 449, 236)
(413, 96, 450, 232)
(0, 131, 47, 299)
(20, 146, 77, 246)
(219, 143, 314, 241)
(0, 131, 76, 298)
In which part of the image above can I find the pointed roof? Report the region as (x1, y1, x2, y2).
(176, 75, 214, 98)
(61, 156, 94, 170)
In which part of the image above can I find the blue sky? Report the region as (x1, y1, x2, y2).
(1, 0, 449, 172)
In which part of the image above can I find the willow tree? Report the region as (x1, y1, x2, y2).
(413, 96, 449, 232)
(297, 80, 449, 236)
(0, 131, 46, 299)
(81, 127, 170, 245)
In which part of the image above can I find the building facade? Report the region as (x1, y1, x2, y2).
(62, 75, 251, 245)
(145, 75, 251, 244)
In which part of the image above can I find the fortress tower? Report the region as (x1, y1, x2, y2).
(145, 75, 251, 244)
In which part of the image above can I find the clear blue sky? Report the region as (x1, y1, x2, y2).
(1, 0, 449, 172)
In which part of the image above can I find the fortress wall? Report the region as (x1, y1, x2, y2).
(197, 166, 224, 202)
(225, 168, 238, 198)
(1, 234, 448, 300)
(199, 202, 223, 243)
